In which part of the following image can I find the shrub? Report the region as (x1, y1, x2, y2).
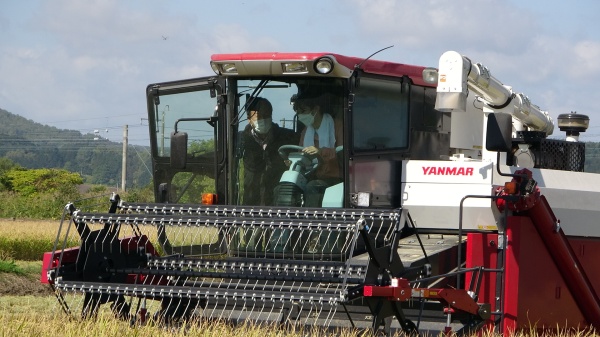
(4, 168, 83, 196)
(0, 190, 81, 219)
(0, 259, 24, 274)
(122, 186, 154, 203)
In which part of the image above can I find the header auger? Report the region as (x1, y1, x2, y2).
(43, 50, 599, 335)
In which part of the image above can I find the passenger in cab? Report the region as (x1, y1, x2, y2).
(241, 97, 298, 206)
(294, 93, 343, 207)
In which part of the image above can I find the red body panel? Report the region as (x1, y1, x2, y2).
(41, 246, 79, 284)
(41, 235, 160, 285)
(467, 219, 600, 334)
(465, 233, 499, 312)
(526, 196, 600, 327)
(505, 216, 586, 331)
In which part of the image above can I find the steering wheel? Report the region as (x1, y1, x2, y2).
(278, 145, 321, 176)
(278, 145, 306, 160)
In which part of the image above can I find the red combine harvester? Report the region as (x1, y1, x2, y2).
(42, 50, 599, 335)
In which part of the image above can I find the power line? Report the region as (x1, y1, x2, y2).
(42, 113, 145, 125)
(131, 145, 153, 176)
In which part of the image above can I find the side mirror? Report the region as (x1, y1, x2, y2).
(486, 113, 512, 152)
(170, 131, 188, 169)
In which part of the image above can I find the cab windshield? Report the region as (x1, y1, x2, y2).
(231, 78, 345, 208)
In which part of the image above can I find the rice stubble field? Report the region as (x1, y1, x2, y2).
(1, 219, 598, 337)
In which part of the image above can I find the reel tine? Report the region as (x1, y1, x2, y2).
(324, 303, 337, 328)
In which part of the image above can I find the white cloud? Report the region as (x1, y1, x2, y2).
(351, 0, 537, 53)
(570, 40, 600, 79)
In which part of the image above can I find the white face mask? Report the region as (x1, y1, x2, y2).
(252, 117, 272, 134)
(297, 111, 315, 126)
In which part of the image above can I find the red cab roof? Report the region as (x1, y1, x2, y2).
(211, 52, 434, 87)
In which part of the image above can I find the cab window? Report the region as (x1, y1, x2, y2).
(352, 77, 409, 151)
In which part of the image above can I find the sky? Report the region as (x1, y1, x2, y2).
(2, 0, 600, 145)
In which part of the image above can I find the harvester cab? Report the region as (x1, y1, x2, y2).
(43, 50, 600, 335)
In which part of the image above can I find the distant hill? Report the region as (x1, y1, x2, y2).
(0, 108, 151, 188)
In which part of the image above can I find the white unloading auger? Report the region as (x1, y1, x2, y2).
(434, 50, 554, 136)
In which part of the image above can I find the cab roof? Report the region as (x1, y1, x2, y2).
(211, 52, 435, 87)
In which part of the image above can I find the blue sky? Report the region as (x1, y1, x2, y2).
(2, 0, 600, 144)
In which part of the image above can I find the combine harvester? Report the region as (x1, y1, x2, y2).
(42, 50, 600, 335)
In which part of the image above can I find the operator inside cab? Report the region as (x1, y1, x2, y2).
(240, 97, 298, 206)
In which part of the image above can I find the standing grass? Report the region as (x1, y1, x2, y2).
(0, 297, 368, 337)
(0, 219, 62, 261)
(0, 301, 598, 337)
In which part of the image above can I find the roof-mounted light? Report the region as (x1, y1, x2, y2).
(220, 63, 238, 74)
(314, 57, 334, 74)
(422, 67, 438, 84)
(557, 112, 589, 141)
(557, 112, 589, 133)
(282, 62, 308, 73)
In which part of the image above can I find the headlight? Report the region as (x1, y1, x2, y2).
(422, 67, 438, 84)
(314, 58, 333, 74)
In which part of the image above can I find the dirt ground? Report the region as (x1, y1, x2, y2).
(0, 272, 52, 296)
(0, 219, 56, 296)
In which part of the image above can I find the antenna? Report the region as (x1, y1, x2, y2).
(355, 45, 394, 70)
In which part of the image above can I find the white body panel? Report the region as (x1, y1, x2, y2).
(449, 109, 484, 153)
(402, 159, 600, 237)
(401, 160, 499, 231)
(495, 167, 600, 237)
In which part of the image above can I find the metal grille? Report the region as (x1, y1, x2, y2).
(538, 139, 585, 172)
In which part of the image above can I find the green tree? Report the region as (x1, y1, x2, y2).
(189, 138, 214, 156)
(0, 157, 19, 173)
(4, 168, 83, 196)
(0, 157, 21, 191)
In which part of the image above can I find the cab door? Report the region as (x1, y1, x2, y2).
(146, 76, 226, 203)
(348, 74, 411, 208)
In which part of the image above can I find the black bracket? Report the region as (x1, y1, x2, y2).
(358, 210, 418, 335)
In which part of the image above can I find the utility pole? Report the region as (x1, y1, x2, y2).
(122, 124, 128, 192)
